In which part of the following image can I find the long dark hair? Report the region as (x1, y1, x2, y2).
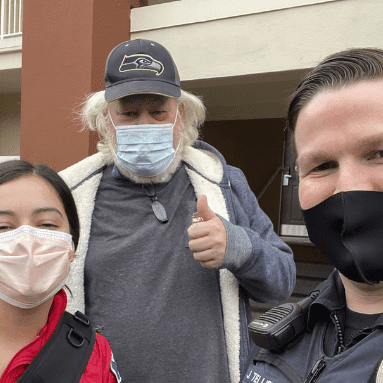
(0, 160, 80, 250)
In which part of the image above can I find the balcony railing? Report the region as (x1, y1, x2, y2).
(1, 0, 23, 39)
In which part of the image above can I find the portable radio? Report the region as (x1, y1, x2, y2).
(248, 291, 320, 353)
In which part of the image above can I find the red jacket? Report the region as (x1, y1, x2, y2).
(0, 290, 119, 383)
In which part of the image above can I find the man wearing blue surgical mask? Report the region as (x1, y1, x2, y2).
(108, 94, 184, 182)
(59, 38, 295, 383)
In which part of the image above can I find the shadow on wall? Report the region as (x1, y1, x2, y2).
(0, 93, 21, 156)
(201, 118, 285, 230)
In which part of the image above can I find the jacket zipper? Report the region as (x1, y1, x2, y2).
(333, 312, 345, 354)
(305, 358, 327, 383)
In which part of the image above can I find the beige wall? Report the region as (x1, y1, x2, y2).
(132, 0, 383, 122)
(132, 0, 383, 81)
(0, 36, 22, 71)
(0, 93, 20, 156)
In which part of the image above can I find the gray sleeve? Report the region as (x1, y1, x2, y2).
(219, 166, 295, 304)
(217, 214, 253, 270)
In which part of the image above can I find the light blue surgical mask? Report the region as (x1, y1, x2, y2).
(110, 108, 180, 177)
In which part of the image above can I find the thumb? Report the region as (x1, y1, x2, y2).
(197, 195, 216, 221)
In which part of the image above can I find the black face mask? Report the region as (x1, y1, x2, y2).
(302, 191, 383, 285)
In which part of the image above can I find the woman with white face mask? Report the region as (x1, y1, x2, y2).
(0, 160, 121, 383)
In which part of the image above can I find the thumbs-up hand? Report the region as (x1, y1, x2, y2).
(187, 195, 227, 268)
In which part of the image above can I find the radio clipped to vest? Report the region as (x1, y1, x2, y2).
(248, 290, 320, 353)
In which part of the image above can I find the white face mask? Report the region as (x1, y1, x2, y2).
(0, 225, 73, 309)
(110, 107, 180, 178)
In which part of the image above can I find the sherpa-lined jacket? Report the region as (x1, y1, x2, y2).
(59, 141, 295, 382)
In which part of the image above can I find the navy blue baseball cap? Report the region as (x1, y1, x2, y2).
(104, 39, 181, 102)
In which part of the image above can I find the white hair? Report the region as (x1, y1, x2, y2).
(79, 89, 206, 167)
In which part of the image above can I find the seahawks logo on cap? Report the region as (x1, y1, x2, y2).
(119, 54, 164, 76)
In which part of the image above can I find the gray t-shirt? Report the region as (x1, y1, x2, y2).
(84, 165, 230, 382)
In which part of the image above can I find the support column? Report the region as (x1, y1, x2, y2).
(21, 0, 146, 171)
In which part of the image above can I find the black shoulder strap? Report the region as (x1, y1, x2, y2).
(17, 311, 96, 383)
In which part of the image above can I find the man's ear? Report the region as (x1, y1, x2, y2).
(178, 102, 186, 132)
(103, 101, 111, 118)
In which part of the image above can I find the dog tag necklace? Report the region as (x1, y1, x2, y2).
(143, 184, 168, 223)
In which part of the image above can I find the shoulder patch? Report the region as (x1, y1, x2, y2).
(243, 366, 279, 383)
(110, 352, 122, 383)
